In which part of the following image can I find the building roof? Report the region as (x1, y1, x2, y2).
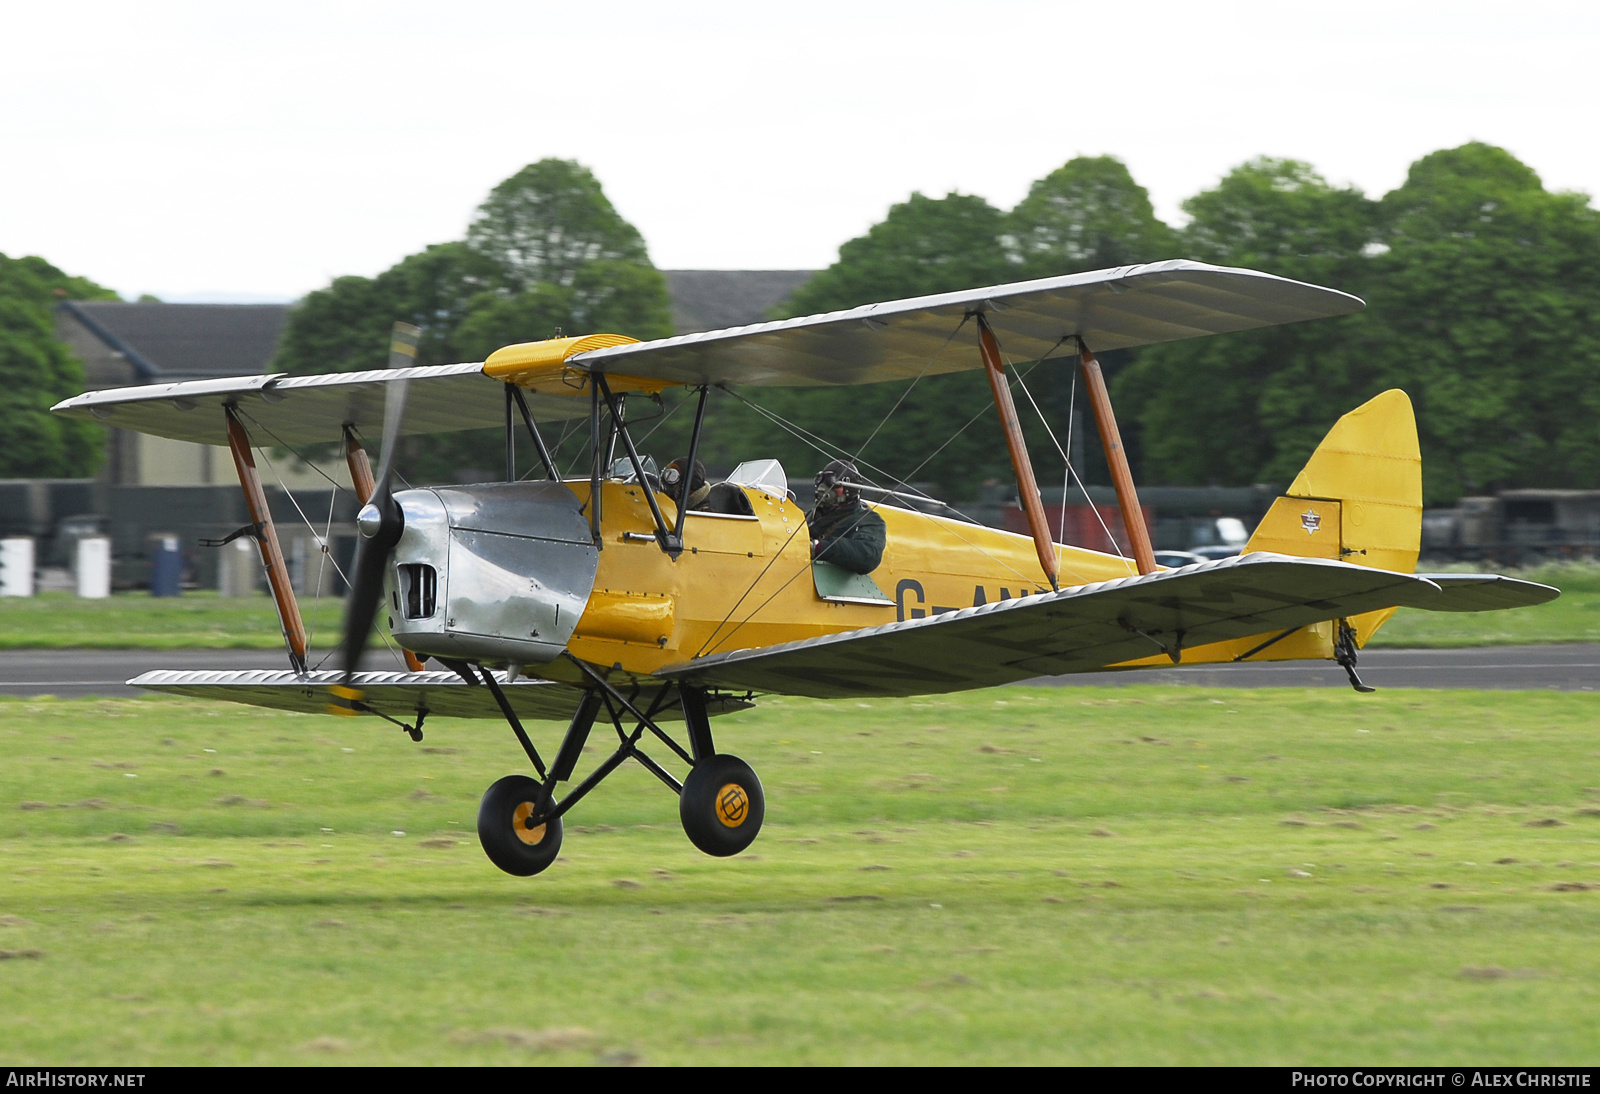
(60, 300, 290, 382)
(662, 270, 815, 334)
(59, 272, 816, 386)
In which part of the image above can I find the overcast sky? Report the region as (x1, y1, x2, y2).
(6, 0, 1597, 302)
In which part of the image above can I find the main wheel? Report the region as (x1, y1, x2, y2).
(477, 774, 564, 877)
(679, 754, 765, 857)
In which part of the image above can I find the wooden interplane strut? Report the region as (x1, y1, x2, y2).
(344, 425, 424, 673)
(343, 427, 376, 501)
(976, 315, 1058, 590)
(225, 408, 308, 672)
(1077, 340, 1156, 576)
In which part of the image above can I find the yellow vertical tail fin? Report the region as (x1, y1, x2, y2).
(1244, 388, 1422, 644)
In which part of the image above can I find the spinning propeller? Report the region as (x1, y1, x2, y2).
(329, 322, 420, 715)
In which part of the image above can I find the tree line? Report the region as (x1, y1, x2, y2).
(7, 144, 1599, 509)
(270, 144, 1600, 506)
(736, 144, 1600, 506)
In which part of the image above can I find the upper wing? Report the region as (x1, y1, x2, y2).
(52, 261, 1361, 443)
(49, 362, 593, 447)
(657, 554, 1438, 699)
(568, 260, 1364, 388)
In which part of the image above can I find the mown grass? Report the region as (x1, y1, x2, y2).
(4, 562, 1595, 651)
(0, 590, 340, 650)
(3, 686, 1600, 1064)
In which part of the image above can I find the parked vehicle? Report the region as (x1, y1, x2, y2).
(1422, 490, 1600, 566)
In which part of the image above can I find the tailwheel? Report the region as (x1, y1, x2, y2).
(679, 754, 765, 857)
(477, 774, 564, 877)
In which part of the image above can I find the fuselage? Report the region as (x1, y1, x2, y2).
(381, 470, 1149, 684)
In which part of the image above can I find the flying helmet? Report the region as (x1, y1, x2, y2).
(661, 458, 708, 504)
(814, 459, 863, 510)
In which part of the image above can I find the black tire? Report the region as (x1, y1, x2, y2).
(477, 774, 563, 877)
(679, 754, 765, 857)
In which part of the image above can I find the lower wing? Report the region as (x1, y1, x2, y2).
(131, 668, 751, 722)
(657, 553, 1555, 699)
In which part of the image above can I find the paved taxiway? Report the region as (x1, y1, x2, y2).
(0, 648, 405, 699)
(1, 644, 1597, 699)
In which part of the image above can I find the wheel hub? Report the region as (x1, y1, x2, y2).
(715, 783, 749, 828)
(513, 800, 548, 845)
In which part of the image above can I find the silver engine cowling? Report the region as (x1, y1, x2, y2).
(384, 480, 598, 666)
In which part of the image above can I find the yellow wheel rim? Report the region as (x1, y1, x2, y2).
(714, 783, 749, 828)
(512, 800, 548, 845)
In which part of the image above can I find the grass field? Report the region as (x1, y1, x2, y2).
(3, 686, 1600, 1064)
(2, 562, 1594, 651)
(0, 590, 339, 650)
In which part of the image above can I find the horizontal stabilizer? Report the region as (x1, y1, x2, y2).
(1408, 574, 1560, 612)
(130, 668, 752, 722)
(659, 553, 1439, 699)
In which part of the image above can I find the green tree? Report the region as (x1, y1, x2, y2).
(714, 176, 1181, 502)
(272, 161, 672, 481)
(1364, 143, 1600, 502)
(0, 254, 115, 477)
(709, 193, 1018, 501)
(466, 159, 653, 291)
(1008, 155, 1177, 279)
(1001, 156, 1179, 491)
(1113, 159, 1380, 487)
(783, 192, 1012, 317)
(272, 242, 504, 377)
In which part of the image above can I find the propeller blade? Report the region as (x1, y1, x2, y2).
(374, 323, 418, 486)
(330, 322, 421, 715)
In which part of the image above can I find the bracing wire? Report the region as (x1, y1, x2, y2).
(302, 486, 338, 655)
(1060, 371, 1076, 546)
(244, 429, 408, 670)
(886, 333, 1068, 497)
(236, 409, 348, 493)
(1007, 355, 1130, 569)
(850, 315, 970, 463)
(718, 385, 1040, 586)
(715, 329, 1132, 595)
(693, 520, 813, 659)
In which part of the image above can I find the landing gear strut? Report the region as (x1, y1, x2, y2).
(675, 683, 764, 856)
(471, 660, 763, 877)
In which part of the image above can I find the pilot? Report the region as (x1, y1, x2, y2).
(808, 459, 885, 574)
(661, 458, 711, 512)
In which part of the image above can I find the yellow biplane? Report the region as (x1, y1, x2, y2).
(52, 260, 1556, 876)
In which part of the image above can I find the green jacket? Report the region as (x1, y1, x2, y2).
(810, 504, 886, 574)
